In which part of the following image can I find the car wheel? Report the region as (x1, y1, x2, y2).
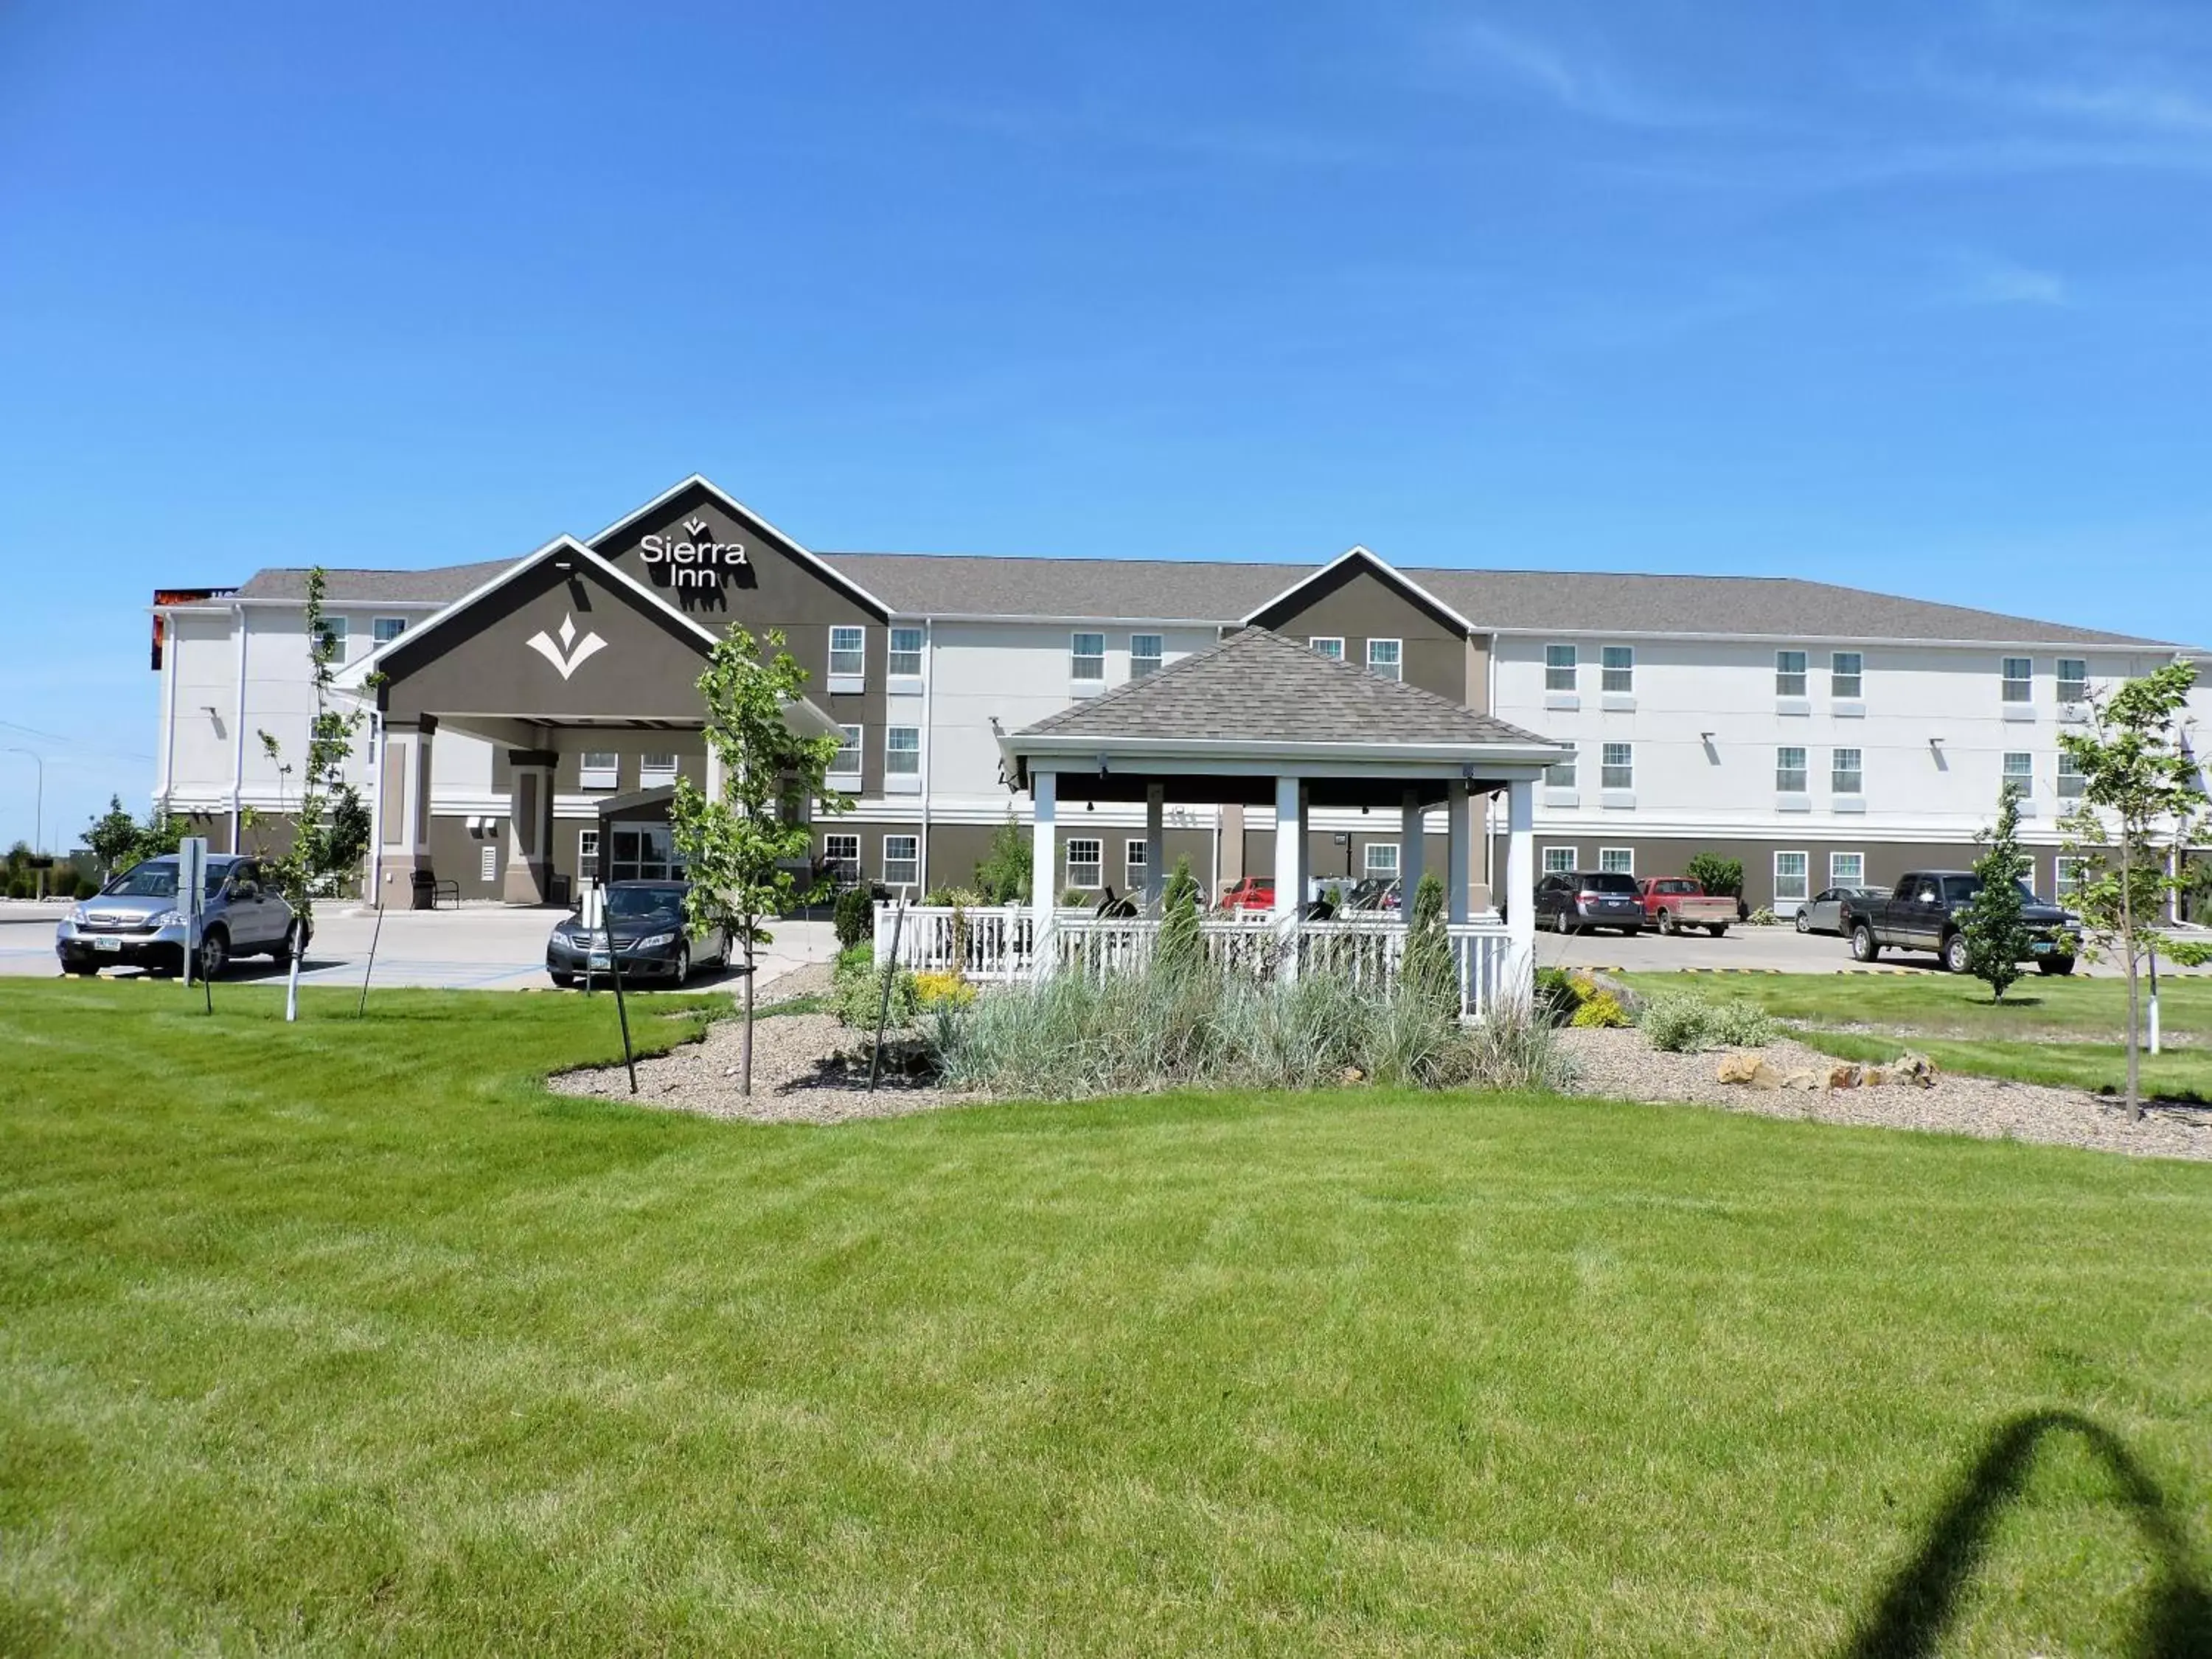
(1851, 923, 1879, 963)
(1795, 909, 1811, 933)
(64, 962, 99, 977)
(197, 927, 229, 981)
(1941, 932, 1971, 974)
(673, 942, 691, 984)
(2038, 956, 2076, 976)
(1554, 909, 1572, 936)
(1657, 909, 1676, 936)
(1706, 925, 1728, 938)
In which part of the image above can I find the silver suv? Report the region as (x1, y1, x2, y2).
(56, 855, 307, 979)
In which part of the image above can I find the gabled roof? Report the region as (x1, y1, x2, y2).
(1239, 544, 1478, 635)
(1011, 627, 1558, 753)
(333, 535, 722, 693)
(586, 473, 892, 619)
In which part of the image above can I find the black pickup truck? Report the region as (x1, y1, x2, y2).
(1845, 870, 2079, 975)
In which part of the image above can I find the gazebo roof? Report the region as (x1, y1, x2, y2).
(1001, 627, 1562, 805)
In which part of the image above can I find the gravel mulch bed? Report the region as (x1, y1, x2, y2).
(1559, 1026, 2212, 1162)
(549, 964, 973, 1125)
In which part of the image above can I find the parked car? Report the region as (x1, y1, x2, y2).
(1217, 876, 1276, 914)
(546, 880, 730, 987)
(1795, 885, 1886, 936)
(1847, 870, 2078, 974)
(1532, 870, 1646, 935)
(1636, 877, 1734, 936)
(1342, 877, 1402, 914)
(55, 854, 306, 980)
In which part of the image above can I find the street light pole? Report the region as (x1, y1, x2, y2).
(4, 748, 41, 853)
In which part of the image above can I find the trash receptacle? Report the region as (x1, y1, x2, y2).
(410, 869, 438, 911)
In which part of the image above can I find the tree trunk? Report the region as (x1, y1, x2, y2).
(2122, 835, 2140, 1122)
(742, 936, 756, 1098)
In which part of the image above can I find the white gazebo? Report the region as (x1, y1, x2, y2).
(882, 628, 1565, 1019)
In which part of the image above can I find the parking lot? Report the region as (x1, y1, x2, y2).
(1531, 916, 2212, 977)
(0, 902, 841, 994)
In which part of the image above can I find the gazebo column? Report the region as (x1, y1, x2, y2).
(1399, 787, 1425, 905)
(1273, 774, 1303, 921)
(1446, 776, 1471, 924)
(1144, 782, 1165, 908)
(1506, 776, 1536, 967)
(1030, 770, 1057, 919)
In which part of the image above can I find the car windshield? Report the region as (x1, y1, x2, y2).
(605, 885, 686, 922)
(1584, 873, 1639, 894)
(101, 858, 239, 899)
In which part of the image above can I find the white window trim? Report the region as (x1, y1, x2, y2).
(822, 832, 860, 868)
(828, 724, 863, 792)
(639, 751, 678, 785)
(1130, 633, 1164, 678)
(1309, 636, 1344, 661)
(579, 751, 620, 791)
(1071, 631, 1107, 691)
(1366, 638, 1402, 681)
(882, 834, 919, 889)
(887, 625, 925, 692)
(1829, 851, 1865, 888)
(1598, 846, 1635, 876)
(1124, 839, 1149, 886)
(1773, 850, 1811, 905)
(1065, 837, 1104, 891)
(372, 616, 408, 644)
(884, 725, 922, 793)
(828, 626, 867, 696)
(1364, 842, 1400, 877)
(577, 829, 600, 869)
(1542, 846, 1581, 875)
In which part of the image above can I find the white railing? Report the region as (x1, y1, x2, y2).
(877, 903, 1529, 1020)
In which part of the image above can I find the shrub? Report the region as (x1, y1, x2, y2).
(832, 942, 874, 981)
(1155, 857, 1203, 978)
(832, 886, 874, 950)
(1568, 991, 1629, 1029)
(913, 970, 975, 1009)
(1399, 872, 1454, 1019)
(1060, 887, 1092, 908)
(1639, 992, 1777, 1053)
(1534, 967, 1587, 1026)
(1746, 907, 1779, 927)
(972, 813, 1032, 904)
(1686, 852, 1745, 898)
(835, 955, 918, 1030)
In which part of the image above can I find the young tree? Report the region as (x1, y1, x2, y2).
(129, 805, 189, 865)
(2056, 659, 2208, 1120)
(251, 568, 373, 1018)
(972, 813, 1033, 905)
(1960, 782, 2032, 1001)
(1399, 871, 1455, 1020)
(83, 796, 141, 881)
(670, 625, 850, 1096)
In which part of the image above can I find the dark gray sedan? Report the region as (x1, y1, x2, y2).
(546, 880, 729, 987)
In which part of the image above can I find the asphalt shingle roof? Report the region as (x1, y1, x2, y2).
(229, 549, 2192, 649)
(1015, 628, 1556, 748)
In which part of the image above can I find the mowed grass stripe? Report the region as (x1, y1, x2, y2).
(1, 980, 2208, 1655)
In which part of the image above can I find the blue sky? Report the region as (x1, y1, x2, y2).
(3, 0, 2211, 849)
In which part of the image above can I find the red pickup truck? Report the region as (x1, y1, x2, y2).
(1637, 877, 1734, 937)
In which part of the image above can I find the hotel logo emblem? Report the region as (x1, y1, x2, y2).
(526, 613, 608, 681)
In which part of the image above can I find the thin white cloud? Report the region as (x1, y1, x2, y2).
(2012, 78, 2212, 136)
(1948, 253, 2070, 308)
(1444, 17, 1728, 130)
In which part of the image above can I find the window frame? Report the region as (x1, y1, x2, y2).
(1365, 841, 1400, 878)
(2001, 656, 2034, 704)
(2056, 855, 2090, 894)
(828, 724, 863, 788)
(1070, 631, 1107, 686)
(372, 616, 408, 645)
(313, 615, 349, 663)
(577, 828, 600, 872)
(1130, 633, 1164, 678)
(888, 625, 925, 679)
(822, 832, 860, 880)
(1542, 846, 1580, 876)
(1831, 746, 1864, 796)
(1600, 742, 1633, 791)
(1831, 650, 1864, 700)
(883, 725, 922, 777)
(2056, 658, 2088, 704)
(1366, 638, 1402, 681)
(1544, 745, 1578, 790)
(1774, 850, 1811, 905)
(579, 751, 620, 791)
(1309, 636, 1343, 661)
(2003, 751, 2034, 791)
(1600, 645, 1634, 694)
(828, 625, 867, 681)
(1065, 837, 1103, 891)
(1545, 643, 1578, 692)
(1775, 745, 1809, 793)
(2057, 751, 2086, 799)
(1598, 846, 1635, 876)
(1829, 851, 1865, 888)
(1123, 838, 1149, 888)
(639, 751, 678, 785)
(882, 834, 919, 890)
(1775, 650, 1809, 698)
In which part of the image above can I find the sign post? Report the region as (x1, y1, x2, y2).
(178, 836, 209, 1010)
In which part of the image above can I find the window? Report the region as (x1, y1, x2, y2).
(1601, 743, 1633, 790)
(1776, 747, 1808, 792)
(888, 626, 924, 678)
(1367, 639, 1402, 681)
(1832, 651, 1863, 700)
(1775, 650, 1809, 697)
(1366, 842, 1399, 877)
(2003, 751, 2033, 793)
(2056, 856, 2090, 895)
(883, 834, 919, 889)
(1071, 632, 1106, 684)
(1543, 846, 1579, 875)
(822, 832, 860, 882)
(1601, 645, 1634, 693)
(885, 726, 921, 776)
(580, 751, 619, 790)
(1130, 634, 1163, 678)
(578, 829, 599, 872)
(609, 824, 676, 883)
(640, 751, 678, 784)
(1310, 636, 1343, 661)
(313, 616, 348, 661)
(1065, 838, 1102, 890)
(479, 843, 497, 883)
(2001, 656, 2033, 703)
(372, 616, 408, 644)
(830, 725, 862, 783)
(2058, 751, 2086, 799)
(1832, 748, 1863, 795)
(1599, 847, 1635, 876)
(1775, 851, 1810, 905)
(829, 626, 866, 678)
(1830, 851, 1865, 888)
(1545, 746, 1578, 789)
(2057, 658, 2088, 703)
(1125, 839, 1148, 886)
(1545, 644, 1578, 692)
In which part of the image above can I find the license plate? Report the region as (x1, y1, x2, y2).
(93, 936, 122, 953)
(588, 953, 611, 969)
(2032, 940, 2052, 953)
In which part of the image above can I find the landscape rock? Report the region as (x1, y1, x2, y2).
(1893, 1052, 1940, 1089)
(1716, 1051, 1761, 1085)
(1826, 1063, 1864, 1091)
(1748, 1060, 1784, 1091)
(1781, 1068, 1823, 1091)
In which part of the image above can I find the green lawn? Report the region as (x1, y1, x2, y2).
(1619, 972, 2212, 1102)
(3, 981, 2210, 1655)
